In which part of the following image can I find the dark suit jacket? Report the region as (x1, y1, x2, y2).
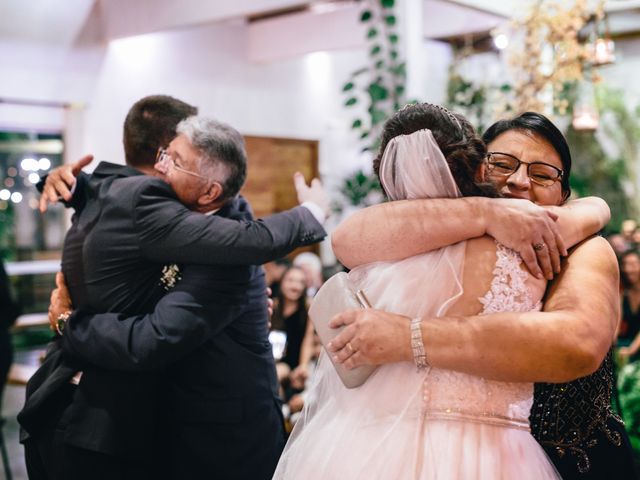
(19, 161, 325, 461)
(61, 201, 287, 479)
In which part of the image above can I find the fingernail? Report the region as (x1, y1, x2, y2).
(327, 342, 333, 350)
(332, 356, 340, 363)
(537, 273, 543, 280)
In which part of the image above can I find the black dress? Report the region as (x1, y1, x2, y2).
(530, 349, 638, 479)
(279, 307, 308, 370)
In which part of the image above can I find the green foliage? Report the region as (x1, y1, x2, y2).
(338, 169, 384, 208)
(342, 0, 407, 154)
(618, 361, 640, 451)
(565, 83, 640, 232)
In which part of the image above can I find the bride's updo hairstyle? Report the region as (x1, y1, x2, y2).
(374, 103, 498, 198)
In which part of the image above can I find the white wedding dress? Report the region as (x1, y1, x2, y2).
(273, 128, 559, 480)
(273, 244, 559, 479)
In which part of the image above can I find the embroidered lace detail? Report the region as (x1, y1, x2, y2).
(423, 242, 540, 428)
(479, 242, 541, 314)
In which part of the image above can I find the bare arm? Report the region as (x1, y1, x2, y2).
(332, 197, 609, 280)
(329, 236, 619, 383)
(545, 197, 610, 251)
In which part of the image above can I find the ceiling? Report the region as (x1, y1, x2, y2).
(0, 0, 639, 48)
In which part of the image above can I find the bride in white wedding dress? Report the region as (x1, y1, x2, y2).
(273, 104, 607, 479)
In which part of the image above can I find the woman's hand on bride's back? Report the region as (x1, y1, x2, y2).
(327, 309, 412, 369)
(483, 198, 566, 281)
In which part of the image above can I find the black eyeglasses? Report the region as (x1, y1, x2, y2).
(486, 152, 564, 187)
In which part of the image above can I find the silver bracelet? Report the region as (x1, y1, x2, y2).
(410, 317, 428, 370)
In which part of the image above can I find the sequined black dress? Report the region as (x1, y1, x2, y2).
(530, 349, 638, 479)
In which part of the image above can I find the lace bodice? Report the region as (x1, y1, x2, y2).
(423, 243, 541, 429)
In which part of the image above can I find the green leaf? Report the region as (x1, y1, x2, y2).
(380, 0, 395, 7)
(345, 97, 358, 107)
(375, 60, 385, 69)
(370, 45, 382, 56)
(499, 83, 512, 92)
(385, 15, 396, 26)
(352, 119, 363, 129)
(390, 50, 398, 60)
(388, 33, 399, 44)
(360, 10, 372, 22)
(391, 62, 406, 76)
(342, 82, 355, 92)
(368, 83, 389, 102)
(395, 85, 405, 96)
(367, 27, 378, 39)
(371, 109, 387, 125)
(360, 131, 370, 139)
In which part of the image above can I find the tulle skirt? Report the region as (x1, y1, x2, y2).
(273, 355, 559, 480)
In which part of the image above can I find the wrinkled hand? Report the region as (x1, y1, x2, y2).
(48, 272, 73, 332)
(293, 172, 331, 220)
(485, 198, 567, 280)
(327, 309, 411, 369)
(39, 154, 93, 213)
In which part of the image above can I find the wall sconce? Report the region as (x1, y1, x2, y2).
(572, 105, 599, 131)
(586, 12, 615, 66)
(586, 37, 615, 66)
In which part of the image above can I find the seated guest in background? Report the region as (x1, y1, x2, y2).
(608, 233, 632, 257)
(264, 257, 291, 298)
(292, 251, 324, 297)
(0, 260, 20, 404)
(20, 97, 328, 480)
(271, 266, 314, 386)
(619, 250, 640, 362)
(621, 219, 637, 248)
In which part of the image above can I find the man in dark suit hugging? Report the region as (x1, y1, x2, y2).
(20, 99, 327, 480)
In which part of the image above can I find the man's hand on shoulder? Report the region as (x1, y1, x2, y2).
(39, 154, 93, 213)
(293, 172, 330, 222)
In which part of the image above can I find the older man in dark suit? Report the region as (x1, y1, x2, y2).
(20, 98, 327, 480)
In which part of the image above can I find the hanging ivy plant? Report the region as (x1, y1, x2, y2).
(342, 0, 407, 153)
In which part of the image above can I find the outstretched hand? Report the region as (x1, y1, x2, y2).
(327, 309, 412, 369)
(293, 172, 330, 219)
(485, 198, 567, 280)
(39, 154, 93, 213)
(48, 272, 73, 333)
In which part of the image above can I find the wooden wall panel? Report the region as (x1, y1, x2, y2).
(242, 136, 319, 256)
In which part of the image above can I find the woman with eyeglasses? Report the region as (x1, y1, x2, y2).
(321, 111, 636, 479)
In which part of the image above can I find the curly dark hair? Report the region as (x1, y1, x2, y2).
(374, 103, 498, 198)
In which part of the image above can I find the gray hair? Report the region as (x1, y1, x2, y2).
(176, 116, 247, 200)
